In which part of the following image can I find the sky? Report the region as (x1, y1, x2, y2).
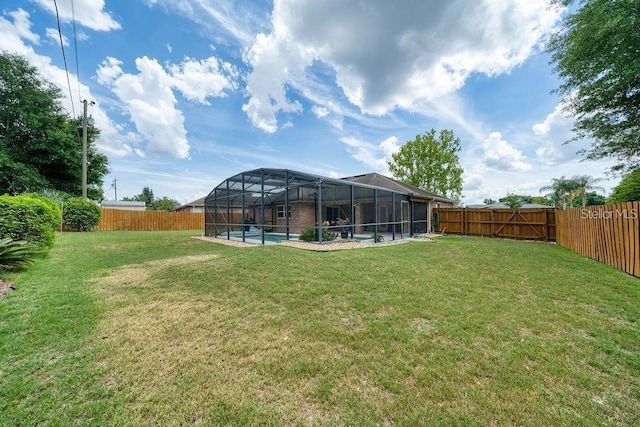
(1, 0, 619, 205)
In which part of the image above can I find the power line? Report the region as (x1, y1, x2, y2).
(71, 0, 82, 103)
(53, 0, 76, 118)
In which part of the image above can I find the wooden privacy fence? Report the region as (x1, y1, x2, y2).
(435, 208, 556, 242)
(97, 209, 204, 231)
(556, 202, 640, 278)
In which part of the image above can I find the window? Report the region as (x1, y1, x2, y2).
(276, 205, 290, 219)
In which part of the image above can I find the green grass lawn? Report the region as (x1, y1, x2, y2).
(1, 231, 639, 426)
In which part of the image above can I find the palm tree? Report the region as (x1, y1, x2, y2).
(570, 175, 605, 207)
(540, 176, 577, 209)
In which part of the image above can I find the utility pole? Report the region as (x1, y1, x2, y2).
(112, 178, 118, 201)
(81, 99, 95, 200)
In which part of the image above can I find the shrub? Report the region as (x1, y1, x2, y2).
(0, 194, 61, 250)
(323, 230, 337, 242)
(299, 228, 337, 242)
(0, 238, 40, 272)
(25, 193, 63, 231)
(299, 228, 316, 242)
(370, 234, 384, 243)
(63, 198, 102, 231)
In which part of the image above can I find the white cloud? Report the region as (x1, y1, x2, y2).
(97, 55, 237, 159)
(3, 9, 39, 44)
(340, 135, 400, 174)
(168, 57, 237, 104)
(533, 101, 592, 165)
(33, 0, 120, 31)
(45, 27, 68, 46)
(481, 132, 532, 172)
(242, 31, 305, 133)
(96, 56, 123, 85)
(97, 57, 189, 159)
(146, 0, 267, 45)
(379, 136, 401, 159)
(243, 0, 563, 132)
(311, 105, 329, 118)
(463, 173, 483, 191)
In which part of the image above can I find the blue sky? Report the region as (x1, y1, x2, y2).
(2, 0, 618, 204)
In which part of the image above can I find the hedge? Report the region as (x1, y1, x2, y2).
(0, 194, 61, 250)
(63, 197, 101, 231)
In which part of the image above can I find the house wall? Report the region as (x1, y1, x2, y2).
(175, 206, 204, 213)
(271, 203, 358, 234)
(100, 201, 146, 211)
(260, 199, 453, 235)
(271, 203, 315, 233)
(354, 203, 363, 234)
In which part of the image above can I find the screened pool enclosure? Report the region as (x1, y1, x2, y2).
(205, 168, 450, 244)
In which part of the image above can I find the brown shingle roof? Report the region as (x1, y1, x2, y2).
(176, 196, 205, 210)
(341, 173, 455, 203)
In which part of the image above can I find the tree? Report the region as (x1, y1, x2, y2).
(569, 175, 605, 207)
(0, 52, 109, 199)
(607, 169, 640, 203)
(153, 196, 180, 212)
(529, 196, 553, 206)
(540, 175, 603, 208)
(387, 129, 463, 200)
(547, 0, 640, 172)
(139, 187, 155, 208)
(579, 191, 606, 206)
(483, 198, 497, 205)
(540, 176, 578, 209)
(123, 186, 155, 208)
(492, 195, 553, 206)
(122, 188, 179, 210)
(501, 194, 523, 208)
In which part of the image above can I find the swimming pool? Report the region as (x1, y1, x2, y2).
(244, 233, 291, 243)
(218, 231, 296, 244)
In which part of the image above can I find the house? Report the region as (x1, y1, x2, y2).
(342, 172, 454, 232)
(204, 168, 455, 244)
(100, 201, 146, 211)
(175, 197, 206, 213)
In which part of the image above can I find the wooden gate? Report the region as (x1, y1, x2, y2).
(435, 208, 556, 242)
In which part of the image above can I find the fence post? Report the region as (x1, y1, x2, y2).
(463, 208, 468, 236)
(490, 209, 495, 238)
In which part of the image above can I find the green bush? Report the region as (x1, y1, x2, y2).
(0, 238, 40, 272)
(323, 230, 337, 242)
(299, 228, 316, 242)
(0, 194, 61, 250)
(63, 198, 101, 231)
(299, 228, 337, 242)
(25, 193, 62, 230)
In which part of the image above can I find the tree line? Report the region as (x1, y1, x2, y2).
(122, 186, 180, 211)
(0, 52, 108, 200)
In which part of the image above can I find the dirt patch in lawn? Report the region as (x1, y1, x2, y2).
(96, 254, 220, 289)
(0, 278, 15, 299)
